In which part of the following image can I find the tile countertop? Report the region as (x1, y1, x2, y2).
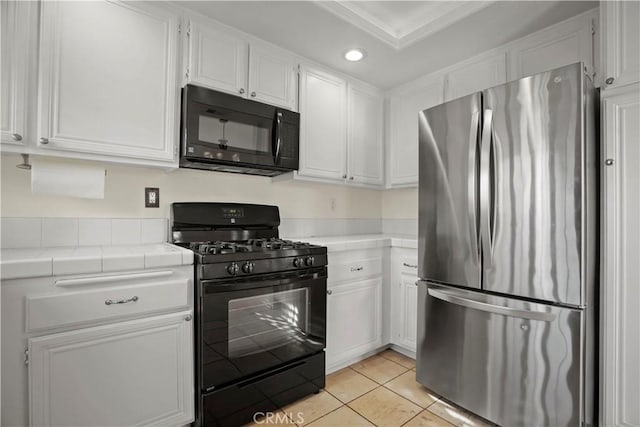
(286, 234, 417, 252)
(0, 243, 193, 280)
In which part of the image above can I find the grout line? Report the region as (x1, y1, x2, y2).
(381, 383, 430, 409)
(344, 385, 383, 426)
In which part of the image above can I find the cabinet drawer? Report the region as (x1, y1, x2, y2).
(328, 257, 382, 284)
(26, 279, 189, 332)
(400, 258, 418, 275)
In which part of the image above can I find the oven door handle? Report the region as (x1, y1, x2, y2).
(202, 270, 326, 293)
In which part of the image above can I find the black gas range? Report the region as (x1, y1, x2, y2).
(171, 203, 327, 427)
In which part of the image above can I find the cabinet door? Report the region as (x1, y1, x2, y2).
(37, 1, 179, 162)
(398, 273, 418, 352)
(602, 1, 640, 89)
(347, 83, 384, 186)
(188, 21, 248, 96)
(1, 0, 33, 147)
(601, 86, 640, 427)
(248, 44, 297, 110)
(29, 311, 194, 426)
(326, 278, 382, 369)
(445, 53, 506, 101)
(388, 78, 444, 186)
(509, 14, 593, 80)
(298, 66, 347, 180)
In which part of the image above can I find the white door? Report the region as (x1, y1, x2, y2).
(188, 21, 248, 96)
(399, 273, 418, 351)
(445, 53, 507, 101)
(29, 311, 194, 426)
(602, 1, 640, 89)
(326, 278, 382, 369)
(601, 85, 640, 427)
(248, 44, 297, 110)
(347, 83, 384, 185)
(37, 1, 179, 162)
(389, 78, 444, 186)
(1, 0, 33, 147)
(509, 15, 593, 79)
(298, 66, 347, 180)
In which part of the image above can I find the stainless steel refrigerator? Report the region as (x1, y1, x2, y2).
(416, 62, 598, 427)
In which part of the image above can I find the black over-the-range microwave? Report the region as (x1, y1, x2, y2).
(180, 84, 300, 176)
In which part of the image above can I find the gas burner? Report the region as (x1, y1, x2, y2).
(248, 238, 312, 251)
(191, 241, 251, 255)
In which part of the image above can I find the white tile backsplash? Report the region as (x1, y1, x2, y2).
(42, 218, 79, 247)
(111, 219, 141, 245)
(0, 218, 169, 248)
(140, 218, 167, 244)
(1, 218, 42, 248)
(78, 218, 112, 246)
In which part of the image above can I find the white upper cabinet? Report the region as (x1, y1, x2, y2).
(296, 66, 384, 187)
(445, 53, 507, 101)
(187, 21, 297, 110)
(509, 10, 595, 80)
(37, 1, 180, 163)
(388, 77, 444, 187)
(187, 21, 248, 97)
(298, 65, 347, 181)
(248, 44, 298, 110)
(347, 83, 384, 186)
(1, 0, 34, 148)
(602, 1, 640, 89)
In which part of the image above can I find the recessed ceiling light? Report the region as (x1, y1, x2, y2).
(344, 48, 366, 62)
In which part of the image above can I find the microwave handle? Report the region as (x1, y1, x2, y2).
(273, 111, 282, 165)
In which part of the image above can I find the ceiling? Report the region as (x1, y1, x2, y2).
(181, 1, 597, 89)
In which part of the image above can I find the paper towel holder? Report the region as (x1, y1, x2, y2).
(16, 154, 31, 170)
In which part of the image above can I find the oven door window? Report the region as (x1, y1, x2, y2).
(228, 288, 308, 358)
(200, 276, 326, 390)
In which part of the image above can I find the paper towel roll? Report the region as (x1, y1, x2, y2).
(31, 158, 106, 199)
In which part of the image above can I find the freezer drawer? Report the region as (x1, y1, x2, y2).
(416, 283, 585, 426)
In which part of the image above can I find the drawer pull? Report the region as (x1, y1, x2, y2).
(403, 263, 418, 269)
(350, 266, 364, 272)
(105, 296, 139, 306)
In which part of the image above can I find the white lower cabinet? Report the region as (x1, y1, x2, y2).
(390, 249, 419, 353)
(325, 248, 384, 371)
(326, 277, 382, 371)
(29, 311, 194, 427)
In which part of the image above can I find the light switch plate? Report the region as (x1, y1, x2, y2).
(145, 187, 159, 208)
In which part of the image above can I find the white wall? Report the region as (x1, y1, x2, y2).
(0, 154, 382, 220)
(382, 188, 418, 219)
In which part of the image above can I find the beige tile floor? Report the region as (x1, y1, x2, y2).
(245, 349, 495, 427)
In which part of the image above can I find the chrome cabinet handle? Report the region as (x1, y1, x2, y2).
(105, 296, 138, 306)
(342, 174, 347, 179)
(326, 290, 333, 295)
(12, 133, 22, 141)
(39, 137, 49, 144)
(239, 88, 245, 94)
(350, 266, 363, 272)
(605, 159, 615, 166)
(184, 314, 192, 321)
(250, 91, 256, 97)
(402, 263, 417, 269)
(605, 77, 615, 85)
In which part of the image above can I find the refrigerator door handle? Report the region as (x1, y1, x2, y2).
(467, 111, 481, 262)
(480, 109, 494, 266)
(426, 286, 556, 322)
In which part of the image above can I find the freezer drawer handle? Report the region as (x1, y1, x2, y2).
(427, 288, 556, 322)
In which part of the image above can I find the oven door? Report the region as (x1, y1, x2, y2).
(199, 270, 326, 392)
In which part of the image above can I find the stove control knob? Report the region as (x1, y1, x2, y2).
(305, 256, 315, 266)
(242, 262, 255, 274)
(293, 257, 304, 268)
(227, 263, 239, 275)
